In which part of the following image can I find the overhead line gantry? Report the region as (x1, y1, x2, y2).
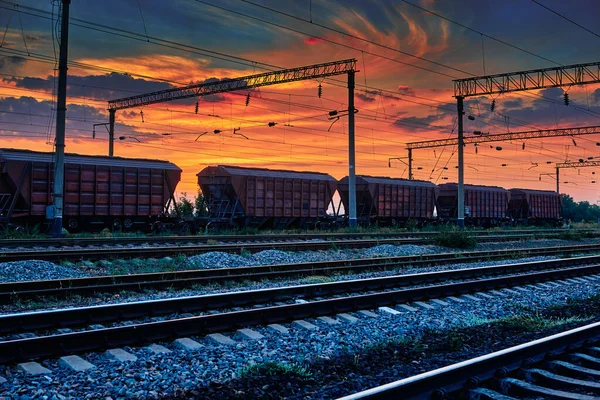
(449, 61, 600, 228)
(106, 59, 361, 227)
(405, 125, 600, 180)
(554, 160, 600, 194)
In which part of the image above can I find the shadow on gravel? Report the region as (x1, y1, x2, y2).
(162, 295, 600, 400)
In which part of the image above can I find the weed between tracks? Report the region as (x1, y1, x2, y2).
(185, 294, 600, 400)
(429, 228, 477, 249)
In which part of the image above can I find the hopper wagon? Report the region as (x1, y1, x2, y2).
(507, 188, 562, 225)
(197, 165, 337, 229)
(437, 183, 510, 226)
(0, 148, 181, 232)
(337, 175, 438, 226)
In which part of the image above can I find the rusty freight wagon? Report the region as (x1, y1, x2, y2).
(197, 165, 337, 229)
(507, 188, 562, 225)
(337, 175, 439, 226)
(0, 149, 181, 232)
(437, 183, 509, 226)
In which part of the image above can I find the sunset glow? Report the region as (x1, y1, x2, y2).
(2, 0, 600, 202)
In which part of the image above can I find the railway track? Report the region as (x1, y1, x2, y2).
(1, 254, 599, 363)
(0, 233, 577, 262)
(340, 321, 600, 399)
(2, 243, 599, 302)
(0, 228, 588, 249)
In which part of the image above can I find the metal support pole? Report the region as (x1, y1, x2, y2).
(50, 0, 71, 237)
(348, 71, 357, 228)
(556, 167, 560, 194)
(457, 96, 465, 229)
(109, 109, 116, 157)
(408, 149, 413, 180)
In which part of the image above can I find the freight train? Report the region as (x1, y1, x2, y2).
(0, 148, 562, 232)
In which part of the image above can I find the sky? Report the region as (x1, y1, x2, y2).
(1, 0, 600, 203)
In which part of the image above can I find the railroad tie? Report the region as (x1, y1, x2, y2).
(357, 310, 379, 318)
(337, 313, 359, 323)
(105, 348, 138, 362)
(145, 344, 172, 354)
(292, 320, 319, 330)
(236, 328, 265, 340)
(317, 316, 340, 325)
(59, 355, 96, 372)
(206, 333, 237, 345)
(17, 362, 51, 376)
(460, 294, 482, 302)
(173, 338, 203, 351)
(267, 324, 289, 334)
(413, 301, 435, 310)
(378, 306, 402, 315)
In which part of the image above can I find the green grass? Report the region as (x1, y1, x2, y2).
(0, 224, 45, 239)
(238, 361, 312, 380)
(429, 227, 477, 249)
(297, 275, 334, 284)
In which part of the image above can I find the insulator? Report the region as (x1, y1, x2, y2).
(564, 92, 569, 106)
(475, 147, 478, 154)
(213, 129, 221, 134)
(496, 146, 502, 151)
(490, 99, 496, 112)
(318, 83, 322, 98)
(245, 93, 250, 106)
(473, 130, 482, 135)
(195, 101, 199, 114)
(467, 115, 475, 120)
(572, 138, 577, 146)
(140, 110, 144, 123)
(522, 142, 525, 150)
(502, 164, 507, 166)
(268, 122, 276, 127)
(579, 158, 585, 162)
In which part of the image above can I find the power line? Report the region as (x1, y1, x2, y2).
(192, 0, 459, 78)
(531, 0, 600, 39)
(400, 0, 562, 66)
(240, 0, 473, 76)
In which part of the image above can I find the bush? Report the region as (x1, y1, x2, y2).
(431, 229, 477, 249)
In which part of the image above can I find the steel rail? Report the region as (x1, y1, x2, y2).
(1, 243, 599, 302)
(0, 229, 581, 249)
(1, 262, 599, 363)
(337, 322, 600, 400)
(0, 234, 564, 262)
(1, 255, 599, 341)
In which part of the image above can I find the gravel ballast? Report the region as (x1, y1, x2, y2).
(0, 260, 87, 283)
(1, 272, 600, 398)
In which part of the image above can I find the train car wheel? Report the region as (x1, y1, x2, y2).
(124, 218, 133, 229)
(178, 223, 191, 235)
(152, 222, 167, 234)
(113, 218, 122, 231)
(68, 218, 78, 229)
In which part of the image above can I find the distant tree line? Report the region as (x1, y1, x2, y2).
(562, 194, 600, 223)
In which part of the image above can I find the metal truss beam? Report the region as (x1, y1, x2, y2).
(556, 160, 600, 169)
(453, 61, 600, 97)
(108, 59, 357, 111)
(406, 125, 600, 150)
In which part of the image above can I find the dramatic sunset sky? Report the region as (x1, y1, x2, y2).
(1, 0, 600, 202)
